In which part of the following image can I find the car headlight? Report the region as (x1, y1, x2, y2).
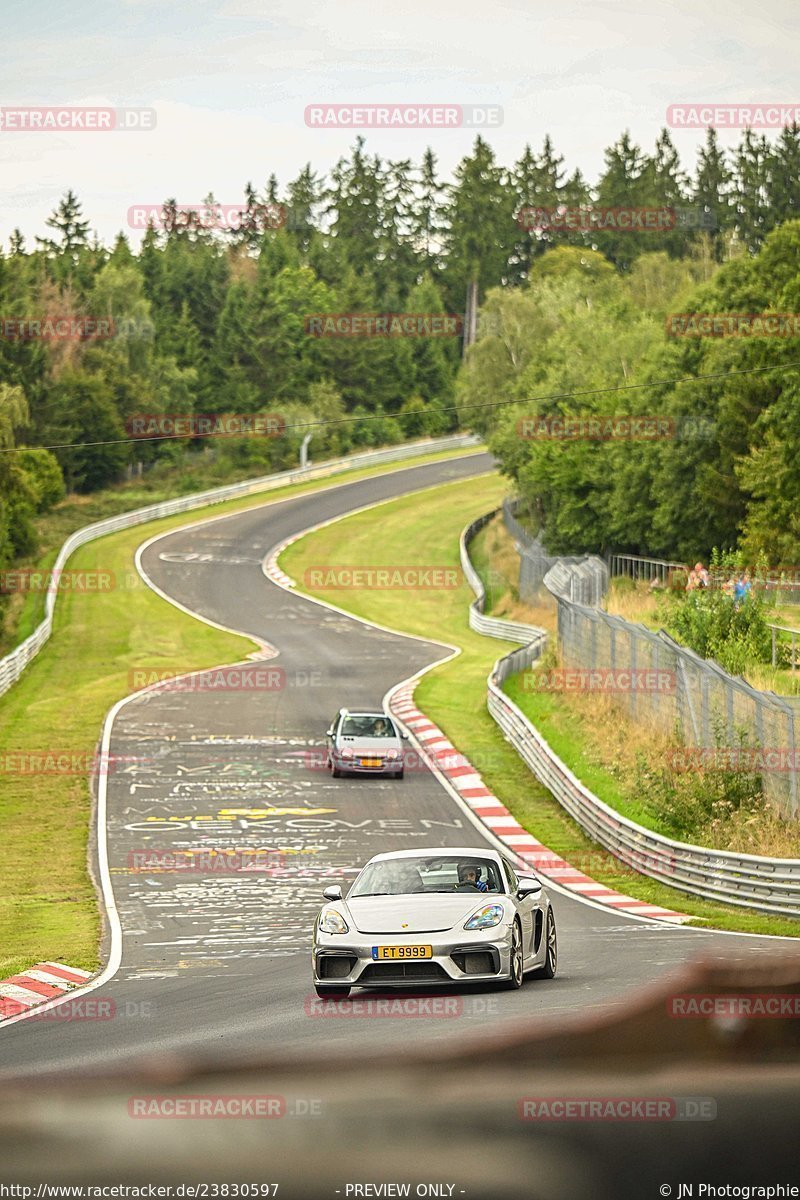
(341, 747, 354, 759)
(464, 904, 504, 930)
(320, 909, 349, 934)
(386, 749, 399, 759)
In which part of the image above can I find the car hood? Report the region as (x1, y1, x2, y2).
(338, 737, 400, 754)
(346, 894, 493, 934)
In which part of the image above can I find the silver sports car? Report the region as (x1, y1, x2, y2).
(312, 846, 557, 996)
(325, 708, 408, 778)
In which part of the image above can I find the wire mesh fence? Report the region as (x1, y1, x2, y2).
(503, 498, 608, 607)
(464, 508, 800, 912)
(502, 500, 799, 820)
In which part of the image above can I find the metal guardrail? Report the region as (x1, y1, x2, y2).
(768, 623, 800, 672)
(503, 498, 608, 607)
(459, 510, 547, 651)
(463, 508, 800, 917)
(0, 435, 479, 700)
(607, 551, 687, 584)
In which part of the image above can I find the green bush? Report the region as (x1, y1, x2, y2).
(16, 449, 66, 512)
(636, 719, 767, 841)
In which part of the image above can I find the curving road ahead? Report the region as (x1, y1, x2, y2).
(1, 451, 794, 1079)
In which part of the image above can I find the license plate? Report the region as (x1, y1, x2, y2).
(360, 758, 381, 767)
(372, 945, 432, 960)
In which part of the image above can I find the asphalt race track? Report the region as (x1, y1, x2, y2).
(1, 450, 797, 1078)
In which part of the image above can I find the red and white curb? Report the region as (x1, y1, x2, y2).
(389, 682, 688, 924)
(0, 962, 93, 1022)
(264, 533, 306, 588)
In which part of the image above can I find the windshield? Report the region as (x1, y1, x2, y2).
(340, 715, 396, 739)
(350, 856, 503, 897)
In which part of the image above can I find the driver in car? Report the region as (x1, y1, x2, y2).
(454, 862, 489, 892)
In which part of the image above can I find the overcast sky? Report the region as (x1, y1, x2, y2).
(1, 0, 798, 248)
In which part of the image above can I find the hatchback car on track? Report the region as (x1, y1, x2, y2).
(325, 708, 408, 778)
(312, 847, 557, 997)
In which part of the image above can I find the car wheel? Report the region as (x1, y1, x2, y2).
(530, 908, 557, 980)
(314, 984, 351, 998)
(392, 769, 404, 780)
(331, 762, 342, 778)
(502, 921, 524, 990)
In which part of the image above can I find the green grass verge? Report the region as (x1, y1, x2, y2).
(501, 676, 660, 831)
(0, 444, 482, 979)
(280, 475, 800, 939)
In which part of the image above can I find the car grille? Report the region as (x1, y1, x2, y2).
(318, 955, 357, 980)
(452, 951, 497, 976)
(359, 962, 449, 984)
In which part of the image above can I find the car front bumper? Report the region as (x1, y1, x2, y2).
(313, 925, 514, 988)
(331, 752, 402, 775)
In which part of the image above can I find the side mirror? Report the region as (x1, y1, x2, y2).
(400, 732, 409, 740)
(323, 885, 343, 901)
(517, 877, 542, 899)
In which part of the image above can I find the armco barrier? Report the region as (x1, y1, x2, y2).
(463, 508, 800, 917)
(0, 435, 479, 700)
(459, 510, 547, 651)
(502, 497, 608, 607)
